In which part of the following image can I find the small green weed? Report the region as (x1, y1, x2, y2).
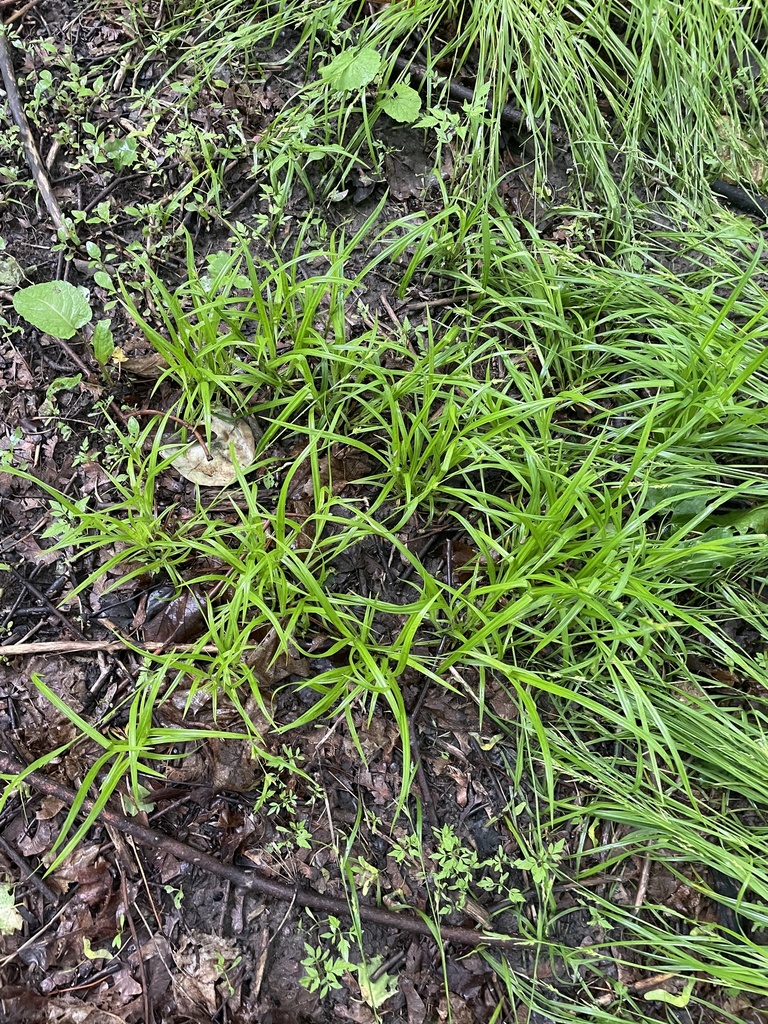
(300, 914, 356, 997)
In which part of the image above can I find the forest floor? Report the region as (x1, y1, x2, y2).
(2, 2, 768, 1023)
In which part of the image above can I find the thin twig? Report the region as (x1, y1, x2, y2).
(6, 0, 42, 26)
(409, 710, 438, 829)
(35, 335, 129, 426)
(0, 893, 70, 969)
(47, 335, 94, 378)
(6, 562, 87, 641)
(633, 854, 652, 911)
(83, 170, 148, 216)
(0, 21, 69, 234)
(400, 294, 481, 313)
(0, 752, 524, 951)
(407, 541, 454, 830)
(119, 863, 154, 1024)
(0, 639, 220, 656)
(48, 962, 125, 995)
(225, 179, 261, 217)
(130, 408, 211, 460)
(0, 834, 59, 903)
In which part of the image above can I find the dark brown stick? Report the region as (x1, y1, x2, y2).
(392, 55, 567, 145)
(0, 22, 69, 235)
(392, 57, 768, 219)
(0, 751, 524, 951)
(35, 336, 129, 423)
(0, 834, 58, 903)
(5, 563, 87, 641)
(118, 864, 154, 1024)
(711, 179, 768, 221)
(129, 408, 211, 460)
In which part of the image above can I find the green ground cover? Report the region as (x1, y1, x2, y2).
(2, 1, 768, 1020)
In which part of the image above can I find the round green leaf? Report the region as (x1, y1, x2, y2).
(103, 135, 138, 171)
(320, 46, 381, 92)
(13, 281, 92, 340)
(378, 83, 422, 124)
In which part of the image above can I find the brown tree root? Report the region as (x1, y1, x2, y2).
(0, 751, 524, 951)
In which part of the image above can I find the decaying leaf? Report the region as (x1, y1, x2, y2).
(120, 351, 169, 377)
(0, 253, 23, 289)
(208, 737, 262, 792)
(0, 883, 23, 935)
(143, 586, 207, 644)
(165, 411, 257, 486)
(173, 931, 242, 1015)
(357, 956, 398, 1009)
(244, 625, 310, 686)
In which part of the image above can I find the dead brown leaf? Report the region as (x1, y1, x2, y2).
(208, 737, 261, 793)
(401, 977, 427, 1024)
(9, 533, 58, 565)
(16, 816, 63, 859)
(120, 352, 169, 378)
(142, 586, 207, 645)
(244, 625, 310, 686)
(44, 998, 128, 1023)
(37, 795, 66, 821)
(173, 930, 241, 1016)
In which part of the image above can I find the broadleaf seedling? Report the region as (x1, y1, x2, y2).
(13, 280, 92, 339)
(378, 83, 421, 123)
(13, 279, 114, 369)
(91, 318, 115, 365)
(319, 46, 381, 92)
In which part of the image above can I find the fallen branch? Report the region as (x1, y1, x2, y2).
(711, 178, 768, 221)
(4, 0, 42, 26)
(392, 58, 768, 222)
(0, 751, 524, 951)
(0, 640, 219, 656)
(0, 21, 69, 236)
(392, 54, 566, 146)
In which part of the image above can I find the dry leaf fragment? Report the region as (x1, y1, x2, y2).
(173, 931, 242, 1015)
(142, 586, 207, 644)
(37, 795, 66, 821)
(243, 625, 310, 685)
(120, 351, 168, 377)
(165, 411, 257, 486)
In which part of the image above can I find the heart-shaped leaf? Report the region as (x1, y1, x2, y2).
(320, 46, 381, 92)
(378, 83, 422, 123)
